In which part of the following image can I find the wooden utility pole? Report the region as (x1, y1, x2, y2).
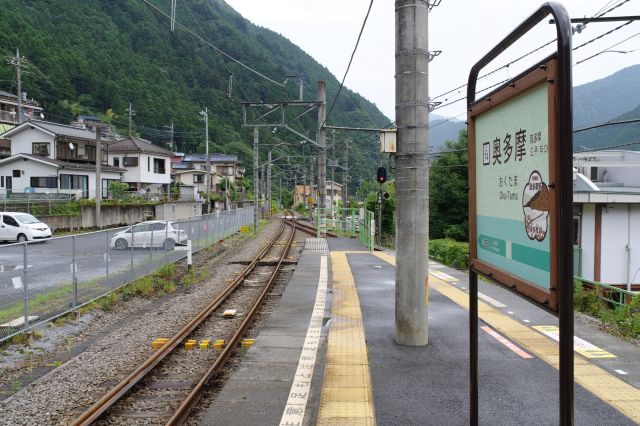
(127, 103, 136, 136)
(7, 48, 25, 124)
(267, 150, 272, 220)
(316, 81, 327, 210)
(343, 136, 349, 224)
(395, 0, 429, 346)
(200, 108, 210, 212)
(253, 127, 259, 235)
(95, 128, 102, 227)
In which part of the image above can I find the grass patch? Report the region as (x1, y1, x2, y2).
(574, 281, 640, 340)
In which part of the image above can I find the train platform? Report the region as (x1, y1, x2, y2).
(201, 235, 640, 425)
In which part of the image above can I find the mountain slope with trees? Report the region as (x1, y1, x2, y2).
(0, 0, 389, 182)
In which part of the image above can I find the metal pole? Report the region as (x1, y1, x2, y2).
(202, 107, 210, 213)
(470, 269, 479, 425)
(302, 142, 307, 213)
(253, 127, 259, 236)
(267, 150, 272, 220)
(72, 235, 77, 309)
(261, 164, 266, 219)
(106, 229, 110, 277)
(310, 157, 315, 221)
(343, 137, 349, 228)
(16, 48, 23, 125)
(22, 241, 28, 330)
(395, 0, 429, 346)
(317, 81, 327, 209)
(130, 225, 135, 280)
(377, 188, 382, 246)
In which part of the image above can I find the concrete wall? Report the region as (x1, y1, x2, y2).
(81, 204, 153, 228)
(154, 201, 202, 220)
(39, 214, 82, 231)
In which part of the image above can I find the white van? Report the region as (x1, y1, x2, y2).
(0, 212, 52, 243)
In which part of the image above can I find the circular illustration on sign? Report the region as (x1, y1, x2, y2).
(522, 170, 549, 242)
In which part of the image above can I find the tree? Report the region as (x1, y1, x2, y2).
(429, 130, 469, 241)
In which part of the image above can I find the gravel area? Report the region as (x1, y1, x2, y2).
(0, 220, 288, 425)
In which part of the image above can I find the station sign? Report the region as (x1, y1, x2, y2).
(468, 58, 561, 311)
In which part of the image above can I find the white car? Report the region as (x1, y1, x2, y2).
(110, 221, 188, 250)
(0, 212, 52, 243)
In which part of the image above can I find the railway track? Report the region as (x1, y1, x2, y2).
(71, 217, 298, 425)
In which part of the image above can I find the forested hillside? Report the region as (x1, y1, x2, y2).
(0, 0, 389, 181)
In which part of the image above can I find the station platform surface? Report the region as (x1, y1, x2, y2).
(201, 236, 640, 425)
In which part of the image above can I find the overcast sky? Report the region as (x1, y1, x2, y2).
(224, 0, 639, 120)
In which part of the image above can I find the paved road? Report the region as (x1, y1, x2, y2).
(0, 211, 250, 317)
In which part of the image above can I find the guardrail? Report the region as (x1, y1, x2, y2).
(574, 276, 637, 308)
(0, 207, 253, 343)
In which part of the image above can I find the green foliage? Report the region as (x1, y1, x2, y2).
(429, 238, 469, 269)
(0, 0, 388, 182)
(574, 282, 640, 339)
(429, 130, 469, 241)
(110, 181, 129, 201)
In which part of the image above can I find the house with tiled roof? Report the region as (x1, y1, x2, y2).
(108, 136, 172, 194)
(0, 120, 124, 198)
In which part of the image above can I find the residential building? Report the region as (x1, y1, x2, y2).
(293, 181, 342, 207)
(0, 90, 43, 125)
(573, 150, 640, 290)
(107, 137, 172, 195)
(0, 120, 123, 198)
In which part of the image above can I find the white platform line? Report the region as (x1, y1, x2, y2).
(280, 255, 328, 425)
(478, 292, 506, 308)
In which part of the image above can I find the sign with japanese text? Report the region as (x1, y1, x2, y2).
(469, 59, 559, 310)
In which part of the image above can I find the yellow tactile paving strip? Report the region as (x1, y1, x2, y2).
(371, 252, 640, 423)
(317, 251, 375, 425)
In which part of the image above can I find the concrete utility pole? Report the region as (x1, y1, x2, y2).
(316, 81, 327, 210)
(261, 164, 266, 218)
(7, 48, 25, 124)
(166, 121, 174, 150)
(343, 137, 349, 224)
(127, 103, 136, 136)
(267, 150, 272, 220)
(310, 156, 315, 219)
(253, 127, 259, 235)
(395, 0, 429, 346)
(330, 139, 335, 210)
(200, 107, 210, 212)
(95, 128, 102, 227)
(301, 142, 307, 213)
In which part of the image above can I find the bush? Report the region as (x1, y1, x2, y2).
(429, 238, 469, 269)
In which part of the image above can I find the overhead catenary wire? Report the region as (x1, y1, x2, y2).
(322, 0, 374, 127)
(141, 0, 285, 88)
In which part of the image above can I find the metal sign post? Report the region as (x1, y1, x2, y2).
(467, 3, 573, 425)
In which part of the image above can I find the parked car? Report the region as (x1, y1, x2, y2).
(110, 220, 188, 250)
(0, 212, 52, 243)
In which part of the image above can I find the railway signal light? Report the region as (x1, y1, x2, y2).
(377, 167, 387, 184)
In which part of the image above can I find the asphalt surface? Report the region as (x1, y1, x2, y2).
(341, 248, 636, 425)
(0, 212, 250, 325)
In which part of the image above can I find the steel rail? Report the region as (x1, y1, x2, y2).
(167, 217, 297, 425)
(71, 218, 293, 426)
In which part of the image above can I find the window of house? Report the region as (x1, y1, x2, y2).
(123, 157, 138, 167)
(12, 170, 20, 178)
(30, 177, 57, 188)
(32, 143, 50, 156)
(60, 174, 89, 196)
(1, 176, 4, 187)
(153, 158, 166, 174)
(102, 179, 119, 198)
(193, 174, 204, 183)
(113, 157, 120, 167)
(200, 165, 207, 171)
(147, 157, 150, 172)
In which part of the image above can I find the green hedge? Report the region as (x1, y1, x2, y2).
(430, 238, 469, 269)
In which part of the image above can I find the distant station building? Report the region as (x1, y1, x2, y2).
(573, 150, 640, 289)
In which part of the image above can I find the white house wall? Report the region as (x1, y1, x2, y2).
(110, 153, 170, 185)
(629, 205, 640, 286)
(580, 204, 595, 281)
(9, 127, 55, 158)
(0, 158, 57, 193)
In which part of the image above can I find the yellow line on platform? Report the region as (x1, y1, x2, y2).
(317, 251, 375, 425)
(371, 252, 640, 423)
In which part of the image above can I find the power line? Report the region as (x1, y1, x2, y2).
(323, 0, 374, 127)
(575, 31, 640, 64)
(141, 0, 285, 88)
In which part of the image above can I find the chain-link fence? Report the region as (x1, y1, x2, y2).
(0, 207, 253, 343)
